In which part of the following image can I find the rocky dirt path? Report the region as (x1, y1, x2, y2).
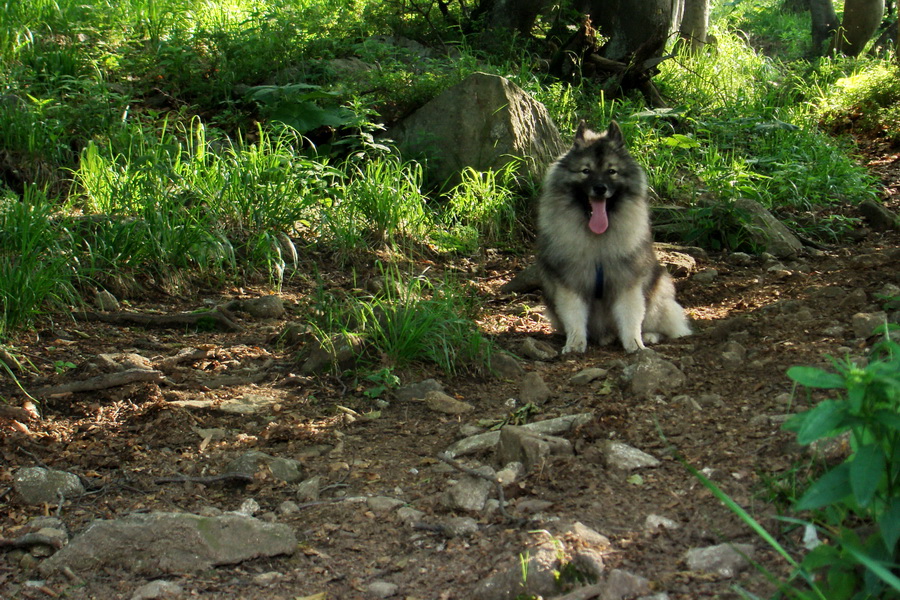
(1, 140, 898, 599)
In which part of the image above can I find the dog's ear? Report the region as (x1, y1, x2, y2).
(574, 120, 591, 146)
(605, 121, 625, 145)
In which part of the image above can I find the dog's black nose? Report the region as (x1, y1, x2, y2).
(592, 184, 607, 197)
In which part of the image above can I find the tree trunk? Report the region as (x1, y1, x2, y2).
(589, 0, 678, 62)
(830, 0, 885, 56)
(678, 0, 710, 52)
(471, 0, 552, 36)
(810, 0, 840, 54)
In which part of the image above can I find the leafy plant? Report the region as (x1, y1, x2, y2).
(780, 331, 900, 599)
(362, 367, 401, 400)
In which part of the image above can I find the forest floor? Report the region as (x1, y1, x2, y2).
(1, 133, 899, 600)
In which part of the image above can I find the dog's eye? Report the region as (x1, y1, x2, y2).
(581, 168, 591, 175)
(607, 168, 617, 176)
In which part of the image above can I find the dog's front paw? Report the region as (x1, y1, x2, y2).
(642, 332, 661, 345)
(621, 336, 646, 353)
(562, 334, 587, 354)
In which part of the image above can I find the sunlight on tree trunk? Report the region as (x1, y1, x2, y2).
(830, 0, 885, 57)
(679, 0, 711, 52)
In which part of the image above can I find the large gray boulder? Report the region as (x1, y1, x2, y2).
(386, 72, 565, 189)
(40, 512, 296, 576)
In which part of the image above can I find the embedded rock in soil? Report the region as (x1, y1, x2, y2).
(14, 467, 85, 505)
(40, 511, 296, 576)
(490, 352, 524, 378)
(424, 390, 474, 414)
(626, 350, 686, 399)
(570, 367, 608, 385)
(519, 337, 558, 361)
(598, 440, 661, 470)
(444, 465, 496, 512)
(224, 450, 304, 483)
(496, 424, 573, 471)
(226, 295, 285, 319)
(395, 378, 444, 401)
(685, 542, 755, 578)
(94, 289, 120, 311)
(472, 541, 565, 600)
(130, 580, 184, 600)
(518, 371, 552, 404)
(852, 311, 888, 338)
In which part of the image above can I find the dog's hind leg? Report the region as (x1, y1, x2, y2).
(613, 286, 647, 353)
(554, 287, 590, 354)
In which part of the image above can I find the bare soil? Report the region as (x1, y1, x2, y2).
(1, 137, 899, 599)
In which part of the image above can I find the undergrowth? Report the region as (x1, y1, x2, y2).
(0, 0, 892, 356)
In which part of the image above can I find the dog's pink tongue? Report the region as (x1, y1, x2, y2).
(589, 199, 608, 234)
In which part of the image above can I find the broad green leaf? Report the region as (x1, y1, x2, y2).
(844, 544, 900, 592)
(873, 410, 900, 432)
(880, 498, 900, 554)
(801, 541, 840, 571)
(787, 365, 846, 389)
(783, 400, 849, 445)
(849, 444, 884, 507)
(796, 463, 852, 511)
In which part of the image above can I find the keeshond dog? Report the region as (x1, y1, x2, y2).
(536, 120, 691, 354)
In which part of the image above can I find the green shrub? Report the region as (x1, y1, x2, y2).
(781, 329, 900, 599)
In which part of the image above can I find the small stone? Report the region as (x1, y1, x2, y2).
(852, 311, 888, 338)
(442, 516, 479, 537)
(496, 425, 573, 471)
(94, 290, 120, 311)
(278, 501, 300, 515)
(566, 522, 611, 548)
(242, 295, 285, 319)
(424, 391, 474, 415)
(727, 252, 753, 266)
(396, 507, 426, 525)
(296, 475, 322, 501)
(692, 268, 718, 284)
(252, 571, 282, 586)
(366, 496, 405, 513)
(496, 462, 525, 485)
(490, 353, 524, 378)
(225, 451, 304, 483)
(366, 580, 399, 598)
(131, 580, 183, 600)
(685, 543, 755, 578)
(520, 337, 558, 361)
(604, 569, 652, 599)
(395, 378, 444, 402)
(519, 372, 552, 404)
(237, 498, 260, 516)
(644, 514, 680, 532)
(628, 350, 686, 398)
(14, 467, 85, 505)
(570, 367, 608, 385)
(599, 441, 661, 470)
(444, 465, 495, 512)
